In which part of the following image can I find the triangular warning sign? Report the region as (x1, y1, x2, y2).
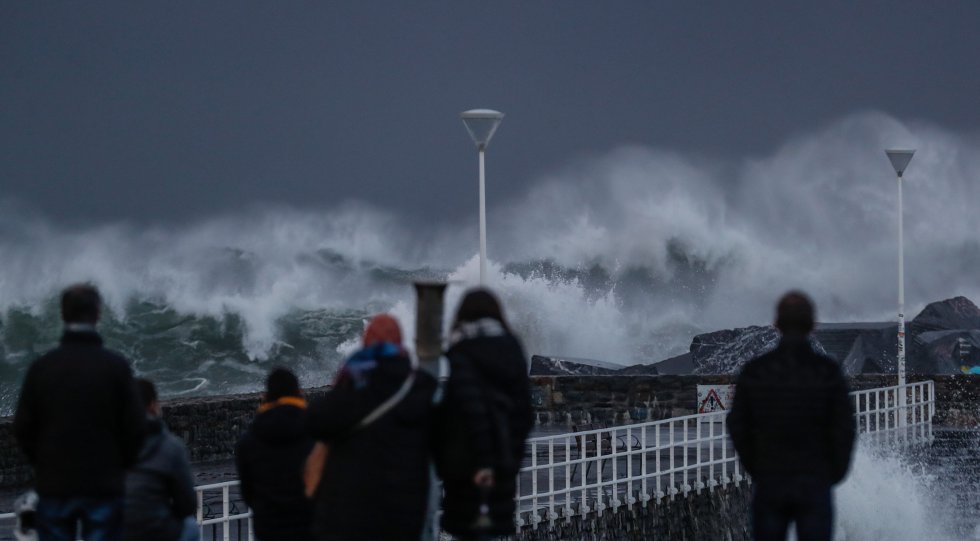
(699, 389, 725, 413)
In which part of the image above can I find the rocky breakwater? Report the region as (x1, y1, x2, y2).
(687, 296, 980, 376)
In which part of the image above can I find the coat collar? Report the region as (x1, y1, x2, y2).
(60, 327, 103, 346)
(257, 395, 307, 414)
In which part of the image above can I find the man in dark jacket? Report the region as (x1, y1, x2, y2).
(124, 379, 198, 541)
(727, 291, 856, 541)
(14, 284, 145, 541)
(436, 289, 534, 539)
(235, 368, 314, 541)
(306, 315, 436, 541)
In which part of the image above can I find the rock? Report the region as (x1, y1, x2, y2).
(690, 325, 829, 374)
(616, 362, 661, 376)
(528, 355, 658, 376)
(910, 296, 980, 333)
(838, 326, 897, 375)
(909, 297, 980, 374)
(691, 326, 778, 374)
(650, 353, 694, 375)
(915, 330, 980, 374)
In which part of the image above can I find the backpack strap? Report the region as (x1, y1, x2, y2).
(355, 352, 420, 430)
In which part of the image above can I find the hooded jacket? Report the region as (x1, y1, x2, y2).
(235, 398, 314, 541)
(436, 319, 533, 538)
(124, 417, 196, 541)
(306, 344, 436, 541)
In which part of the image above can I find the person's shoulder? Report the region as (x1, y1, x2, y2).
(235, 425, 256, 454)
(26, 349, 58, 370)
(23, 346, 72, 379)
(160, 427, 191, 460)
(101, 348, 132, 365)
(739, 349, 777, 375)
(811, 351, 847, 378)
(99, 348, 136, 374)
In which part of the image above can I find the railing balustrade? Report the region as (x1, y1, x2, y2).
(195, 481, 252, 541)
(514, 380, 935, 526)
(0, 381, 935, 538)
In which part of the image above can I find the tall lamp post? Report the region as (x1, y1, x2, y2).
(886, 148, 914, 428)
(461, 109, 505, 284)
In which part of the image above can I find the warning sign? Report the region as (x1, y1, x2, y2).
(697, 385, 735, 413)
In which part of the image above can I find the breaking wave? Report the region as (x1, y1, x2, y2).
(1, 112, 979, 411)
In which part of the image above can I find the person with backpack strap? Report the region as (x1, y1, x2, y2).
(306, 314, 437, 541)
(435, 288, 533, 540)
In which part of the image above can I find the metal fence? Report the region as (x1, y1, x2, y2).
(851, 380, 934, 447)
(515, 380, 935, 526)
(516, 409, 739, 526)
(195, 481, 252, 541)
(0, 381, 935, 539)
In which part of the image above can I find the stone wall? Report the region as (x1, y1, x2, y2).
(517, 482, 751, 541)
(0, 388, 331, 488)
(0, 420, 29, 487)
(529, 374, 980, 429)
(2, 375, 980, 489)
(529, 375, 736, 427)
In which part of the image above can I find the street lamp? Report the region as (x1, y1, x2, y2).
(461, 109, 504, 284)
(885, 149, 914, 385)
(886, 148, 914, 429)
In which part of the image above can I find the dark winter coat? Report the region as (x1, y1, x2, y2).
(436, 320, 533, 538)
(235, 399, 314, 541)
(124, 417, 196, 541)
(13, 330, 145, 498)
(727, 336, 857, 485)
(306, 345, 436, 541)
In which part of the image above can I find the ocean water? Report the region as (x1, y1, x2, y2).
(830, 443, 953, 541)
(2, 112, 980, 413)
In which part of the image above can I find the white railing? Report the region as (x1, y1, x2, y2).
(516, 409, 741, 526)
(195, 481, 251, 541)
(0, 381, 936, 539)
(515, 380, 935, 526)
(851, 380, 935, 446)
(0, 482, 256, 541)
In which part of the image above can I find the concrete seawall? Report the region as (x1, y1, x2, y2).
(1, 375, 978, 489)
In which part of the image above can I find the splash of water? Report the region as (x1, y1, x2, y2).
(1, 112, 978, 403)
(827, 444, 954, 541)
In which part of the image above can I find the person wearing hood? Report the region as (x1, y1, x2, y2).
(306, 314, 436, 541)
(435, 288, 533, 539)
(235, 368, 314, 541)
(124, 378, 198, 541)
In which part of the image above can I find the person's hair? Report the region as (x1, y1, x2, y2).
(452, 288, 510, 331)
(775, 291, 816, 336)
(265, 367, 301, 401)
(61, 283, 102, 324)
(135, 378, 158, 411)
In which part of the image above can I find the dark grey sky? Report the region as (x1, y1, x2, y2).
(2, 1, 979, 226)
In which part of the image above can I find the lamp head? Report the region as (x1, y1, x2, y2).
(461, 109, 504, 149)
(885, 149, 915, 178)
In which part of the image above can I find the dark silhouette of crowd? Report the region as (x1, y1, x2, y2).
(13, 284, 533, 541)
(13, 283, 857, 541)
